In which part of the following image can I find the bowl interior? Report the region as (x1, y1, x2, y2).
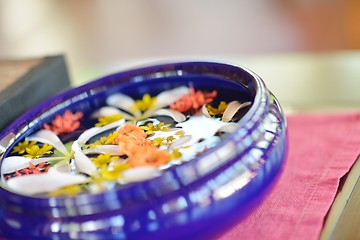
(0, 68, 255, 198)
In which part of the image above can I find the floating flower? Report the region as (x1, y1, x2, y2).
(48, 184, 83, 197)
(170, 87, 217, 113)
(206, 101, 229, 116)
(115, 123, 172, 168)
(93, 86, 189, 123)
(121, 166, 159, 183)
(23, 144, 53, 158)
(116, 124, 152, 156)
(92, 153, 119, 169)
(118, 135, 152, 156)
(151, 136, 176, 147)
(43, 110, 83, 134)
(11, 140, 37, 154)
(89, 131, 119, 148)
(170, 95, 192, 112)
(221, 101, 251, 122)
(132, 94, 157, 112)
(2, 123, 124, 194)
(140, 122, 171, 135)
(95, 114, 123, 127)
(151, 137, 165, 147)
(98, 162, 130, 181)
(170, 148, 182, 160)
(117, 124, 147, 139)
(129, 146, 171, 167)
(15, 162, 51, 176)
(6, 169, 89, 195)
(202, 100, 252, 122)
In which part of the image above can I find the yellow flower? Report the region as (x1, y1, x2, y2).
(206, 101, 229, 116)
(98, 162, 130, 181)
(96, 114, 123, 127)
(152, 137, 165, 147)
(89, 132, 119, 148)
(140, 122, 171, 135)
(12, 141, 37, 155)
(48, 184, 83, 197)
(24, 144, 53, 158)
(171, 148, 182, 160)
(92, 153, 119, 169)
(166, 136, 175, 142)
(132, 94, 156, 112)
(151, 135, 176, 147)
(175, 130, 184, 136)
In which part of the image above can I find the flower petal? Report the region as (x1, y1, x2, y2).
(168, 135, 192, 149)
(91, 106, 123, 118)
(92, 106, 133, 121)
(153, 109, 187, 123)
(107, 93, 134, 109)
(83, 145, 123, 155)
(106, 93, 140, 116)
(1, 156, 63, 174)
(217, 123, 239, 133)
(77, 127, 100, 146)
(176, 116, 228, 145)
(72, 141, 97, 176)
(154, 86, 189, 109)
(52, 163, 72, 173)
(122, 166, 159, 183)
(201, 105, 212, 118)
(6, 170, 88, 195)
(222, 101, 252, 122)
(77, 119, 125, 145)
(27, 130, 70, 156)
(1, 156, 31, 174)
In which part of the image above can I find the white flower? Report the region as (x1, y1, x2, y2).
(93, 86, 189, 123)
(1, 120, 125, 195)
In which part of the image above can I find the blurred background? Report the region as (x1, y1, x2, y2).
(1, 0, 360, 111)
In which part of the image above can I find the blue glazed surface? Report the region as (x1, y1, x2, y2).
(0, 62, 287, 239)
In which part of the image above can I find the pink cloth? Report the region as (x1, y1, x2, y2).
(218, 112, 360, 240)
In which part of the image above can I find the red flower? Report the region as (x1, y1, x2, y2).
(170, 87, 217, 113)
(44, 110, 83, 134)
(14, 162, 51, 177)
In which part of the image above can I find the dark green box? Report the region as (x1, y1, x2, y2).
(0, 55, 71, 130)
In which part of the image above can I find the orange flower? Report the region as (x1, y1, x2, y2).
(128, 146, 171, 167)
(116, 124, 151, 155)
(118, 135, 152, 156)
(170, 87, 217, 113)
(116, 124, 171, 167)
(116, 123, 172, 167)
(116, 124, 147, 140)
(44, 110, 83, 134)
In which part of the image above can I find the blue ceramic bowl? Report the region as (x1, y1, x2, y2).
(0, 62, 287, 239)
